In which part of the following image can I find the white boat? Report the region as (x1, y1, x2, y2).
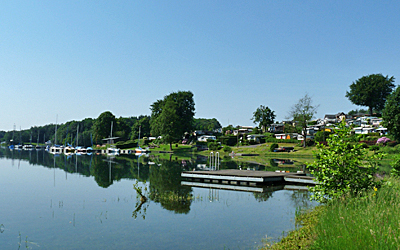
(23, 144, 34, 150)
(50, 145, 64, 154)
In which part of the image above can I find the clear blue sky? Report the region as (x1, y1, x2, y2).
(1, 0, 399, 131)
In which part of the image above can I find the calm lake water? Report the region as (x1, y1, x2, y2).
(0, 148, 317, 250)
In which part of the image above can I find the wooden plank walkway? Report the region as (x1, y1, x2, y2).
(181, 169, 315, 186)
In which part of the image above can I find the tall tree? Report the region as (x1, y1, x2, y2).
(346, 74, 395, 115)
(251, 105, 275, 133)
(287, 93, 319, 147)
(150, 91, 195, 150)
(382, 86, 400, 141)
(131, 116, 151, 140)
(93, 111, 116, 144)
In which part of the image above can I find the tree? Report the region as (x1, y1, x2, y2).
(193, 118, 222, 131)
(346, 74, 395, 115)
(131, 116, 151, 140)
(251, 105, 275, 133)
(150, 91, 195, 150)
(287, 93, 319, 147)
(382, 86, 400, 141)
(308, 122, 383, 203)
(93, 111, 116, 144)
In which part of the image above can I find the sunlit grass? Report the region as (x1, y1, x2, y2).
(263, 177, 400, 250)
(310, 177, 400, 250)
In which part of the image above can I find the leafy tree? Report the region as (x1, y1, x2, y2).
(251, 105, 275, 133)
(308, 122, 383, 203)
(150, 91, 195, 150)
(287, 93, 319, 147)
(93, 111, 116, 144)
(131, 116, 151, 140)
(382, 86, 400, 141)
(346, 74, 395, 115)
(193, 118, 222, 131)
(348, 108, 369, 116)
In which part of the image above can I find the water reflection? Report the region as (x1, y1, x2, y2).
(0, 148, 319, 250)
(0, 148, 312, 216)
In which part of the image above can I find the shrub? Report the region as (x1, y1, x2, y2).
(223, 146, 232, 153)
(369, 145, 380, 152)
(391, 156, 400, 177)
(305, 139, 315, 147)
(308, 121, 384, 202)
(360, 143, 369, 149)
(270, 143, 278, 152)
(208, 141, 220, 151)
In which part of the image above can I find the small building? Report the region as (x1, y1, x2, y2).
(269, 124, 285, 133)
(371, 118, 383, 127)
(246, 134, 266, 143)
(197, 135, 216, 142)
(353, 126, 375, 134)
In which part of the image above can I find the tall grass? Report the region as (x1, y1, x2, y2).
(263, 177, 400, 250)
(310, 177, 400, 250)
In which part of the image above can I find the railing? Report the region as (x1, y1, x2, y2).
(209, 151, 220, 171)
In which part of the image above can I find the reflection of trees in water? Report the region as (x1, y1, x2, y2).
(148, 159, 193, 214)
(286, 189, 316, 210)
(253, 191, 274, 202)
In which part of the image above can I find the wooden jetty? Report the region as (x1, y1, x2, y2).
(181, 169, 316, 186)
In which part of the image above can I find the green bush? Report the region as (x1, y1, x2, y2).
(391, 156, 400, 177)
(305, 139, 315, 147)
(270, 143, 278, 152)
(369, 145, 380, 152)
(360, 143, 369, 149)
(223, 146, 232, 153)
(218, 136, 237, 146)
(208, 141, 220, 151)
(308, 122, 384, 202)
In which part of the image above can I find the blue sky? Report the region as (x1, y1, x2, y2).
(1, 0, 399, 131)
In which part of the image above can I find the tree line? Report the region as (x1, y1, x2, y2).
(0, 90, 222, 147)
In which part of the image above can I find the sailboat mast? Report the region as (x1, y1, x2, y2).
(55, 115, 58, 146)
(138, 126, 141, 147)
(76, 124, 79, 146)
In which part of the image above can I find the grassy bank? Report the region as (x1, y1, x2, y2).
(263, 177, 400, 249)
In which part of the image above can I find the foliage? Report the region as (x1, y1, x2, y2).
(130, 116, 150, 140)
(222, 124, 235, 135)
(208, 141, 220, 151)
(287, 93, 319, 147)
(218, 136, 237, 146)
(382, 85, 400, 141)
(310, 178, 400, 249)
(223, 146, 232, 153)
(270, 143, 278, 152)
(348, 108, 369, 116)
(150, 91, 195, 150)
(251, 105, 276, 133)
(308, 121, 384, 203)
(261, 206, 323, 250)
(193, 118, 222, 131)
(369, 145, 380, 152)
(390, 156, 400, 177)
(305, 139, 315, 147)
(92, 111, 116, 144)
(314, 130, 332, 142)
(346, 73, 395, 115)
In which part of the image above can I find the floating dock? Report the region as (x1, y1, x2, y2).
(181, 169, 316, 186)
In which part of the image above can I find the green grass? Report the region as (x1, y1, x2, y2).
(263, 177, 400, 250)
